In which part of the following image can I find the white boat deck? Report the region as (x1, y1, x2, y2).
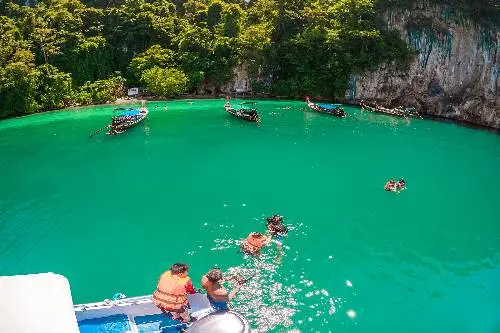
(75, 294, 214, 333)
(0, 273, 245, 333)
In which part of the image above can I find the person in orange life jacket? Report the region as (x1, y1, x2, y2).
(201, 268, 243, 311)
(240, 232, 270, 255)
(152, 263, 197, 323)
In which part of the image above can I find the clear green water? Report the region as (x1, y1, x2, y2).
(1, 99, 499, 332)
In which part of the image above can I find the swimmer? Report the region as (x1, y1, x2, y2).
(266, 214, 283, 224)
(266, 215, 288, 251)
(240, 232, 270, 255)
(384, 179, 397, 192)
(396, 178, 406, 190)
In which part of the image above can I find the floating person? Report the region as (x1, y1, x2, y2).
(396, 178, 406, 190)
(201, 268, 243, 311)
(266, 215, 288, 249)
(240, 232, 270, 255)
(152, 263, 197, 323)
(384, 179, 397, 192)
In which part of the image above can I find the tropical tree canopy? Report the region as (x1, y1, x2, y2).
(1, 0, 495, 117)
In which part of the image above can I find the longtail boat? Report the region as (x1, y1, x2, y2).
(305, 96, 346, 117)
(107, 107, 149, 135)
(224, 99, 260, 122)
(360, 101, 422, 119)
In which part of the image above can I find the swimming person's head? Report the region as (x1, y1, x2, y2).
(206, 268, 223, 283)
(274, 223, 288, 234)
(170, 263, 189, 277)
(399, 179, 405, 184)
(267, 215, 283, 224)
(252, 232, 265, 239)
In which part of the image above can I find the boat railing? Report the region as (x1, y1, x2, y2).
(74, 294, 153, 311)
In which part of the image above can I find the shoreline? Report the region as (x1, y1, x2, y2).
(1, 95, 498, 134)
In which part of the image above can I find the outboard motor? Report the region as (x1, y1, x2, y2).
(185, 311, 250, 333)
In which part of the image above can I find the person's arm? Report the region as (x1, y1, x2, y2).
(184, 280, 197, 294)
(227, 283, 242, 301)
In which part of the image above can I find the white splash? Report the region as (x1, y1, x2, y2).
(347, 309, 356, 318)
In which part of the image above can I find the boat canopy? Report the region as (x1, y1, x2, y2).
(116, 109, 141, 117)
(238, 101, 257, 109)
(317, 103, 342, 109)
(0, 273, 79, 333)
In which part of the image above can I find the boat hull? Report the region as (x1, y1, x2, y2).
(225, 107, 260, 122)
(307, 102, 346, 118)
(360, 104, 421, 119)
(107, 108, 149, 135)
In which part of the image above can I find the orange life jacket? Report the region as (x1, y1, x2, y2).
(242, 234, 266, 253)
(152, 270, 190, 311)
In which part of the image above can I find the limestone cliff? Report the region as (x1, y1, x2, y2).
(348, 4, 499, 129)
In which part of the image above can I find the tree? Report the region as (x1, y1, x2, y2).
(140, 67, 188, 98)
(0, 49, 39, 117)
(36, 64, 73, 110)
(75, 75, 125, 104)
(129, 45, 176, 81)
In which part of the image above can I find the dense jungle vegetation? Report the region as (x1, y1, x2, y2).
(0, 0, 497, 118)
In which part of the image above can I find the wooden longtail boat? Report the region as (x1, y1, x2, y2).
(224, 100, 260, 122)
(107, 107, 149, 135)
(360, 102, 422, 119)
(305, 96, 346, 117)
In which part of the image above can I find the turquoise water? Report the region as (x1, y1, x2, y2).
(0, 99, 499, 332)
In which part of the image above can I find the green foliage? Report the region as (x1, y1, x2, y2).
(0, 59, 39, 117)
(140, 67, 188, 97)
(36, 64, 73, 110)
(257, 0, 413, 98)
(75, 75, 125, 104)
(13, 0, 496, 117)
(129, 44, 176, 81)
(0, 43, 39, 117)
(186, 70, 205, 92)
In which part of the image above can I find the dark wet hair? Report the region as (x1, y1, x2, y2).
(399, 179, 405, 183)
(266, 215, 283, 224)
(170, 263, 189, 274)
(269, 223, 288, 234)
(206, 268, 223, 283)
(252, 232, 265, 238)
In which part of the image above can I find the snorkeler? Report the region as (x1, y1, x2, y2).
(266, 215, 288, 250)
(240, 232, 270, 255)
(396, 178, 406, 190)
(266, 215, 283, 224)
(384, 179, 397, 192)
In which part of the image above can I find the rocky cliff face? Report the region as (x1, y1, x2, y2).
(347, 4, 499, 128)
